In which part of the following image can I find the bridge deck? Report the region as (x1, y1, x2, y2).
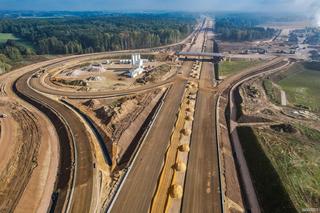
(176, 51, 223, 57)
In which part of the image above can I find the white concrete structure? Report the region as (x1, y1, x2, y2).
(129, 53, 145, 78)
(131, 53, 141, 66)
(280, 90, 287, 106)
(129, 67, 144, 78)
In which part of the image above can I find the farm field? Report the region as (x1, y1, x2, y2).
(278, 63, 320, 113)
(0, 33, 34, 50)
(219, 59, 262, 77)
(0, 33, 19, 43)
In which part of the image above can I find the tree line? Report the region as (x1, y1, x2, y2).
(0, 40, 36, 73)
(0, 13, 196, 73)
(215, 16, 276, 42)
(0, 14, 195, 55)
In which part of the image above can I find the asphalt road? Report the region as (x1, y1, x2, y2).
(14, 71, 95, 213)
(182, 18, 222, 213)
(110, 62, 192, 212)
(182, 60, 221, 213)
(110, 18, 209, 213)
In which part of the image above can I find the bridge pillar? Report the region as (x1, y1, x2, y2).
(214, 63, 219, 81)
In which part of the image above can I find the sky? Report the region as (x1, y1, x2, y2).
(0, 0, 319, 13)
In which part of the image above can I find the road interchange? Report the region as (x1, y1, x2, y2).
(0, 16, 293, 213)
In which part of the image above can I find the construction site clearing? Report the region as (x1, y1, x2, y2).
(45, 54, 176, 92)
(1, 15, 318, 213)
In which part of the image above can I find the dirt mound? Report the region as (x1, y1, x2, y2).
(113, 99, 138, 122)
(186, 108, 194, 113)
(95, 106, 114, 122)
(180, 128, 191, 136)
(169, 184, 183, 199)
(56, 79, 87, 87)
(270, 124, 297, 133)
(83, 99, 100, 108)
(175, 161, 186, 172)
(179, 144, 190, 152)
(261, 108, 275, 115)
(245, 85, 259, 99)
(185, 115, 193, 121)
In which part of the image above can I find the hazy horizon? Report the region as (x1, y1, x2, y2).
(0, 0, 318, 13)
(0, 0, 320, 25)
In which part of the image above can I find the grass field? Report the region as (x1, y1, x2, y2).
(0, 33, 19, 43)
(263, 79, 281, 105)
(237, 126, 297, 213)
(0, 33, 34, 50)
(278, 63, 320, 113)
(238, 125, 320, 212)
(219, 59, 261, 77)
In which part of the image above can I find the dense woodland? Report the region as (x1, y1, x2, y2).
(215, 15, 277, 42)
(0, 13, 196, 73)
(304, 29, 320, 45)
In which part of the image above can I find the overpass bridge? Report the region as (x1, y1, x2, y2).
(176, 51, 224, 62)
(176, 51, 224, 80)
(176, 51, 224, 58)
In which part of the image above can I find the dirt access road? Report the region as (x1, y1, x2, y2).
(0, 73, 59, 212)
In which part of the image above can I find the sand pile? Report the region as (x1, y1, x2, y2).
(175, 161, 186, 172)
(185, 115, 193, 121)
(180, 128, 191, 136)
(113, 99, 138, 123)
(179, 144, 190, 152)
(186, 108, 194, 113)
(169, 184, 183, 199)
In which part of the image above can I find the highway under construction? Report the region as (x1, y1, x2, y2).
(0, 16, 292, 213)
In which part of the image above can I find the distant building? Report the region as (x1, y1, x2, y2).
(128, 53, 146, 78)
(129, 67, 144, 78)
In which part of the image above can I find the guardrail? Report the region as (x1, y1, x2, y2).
(215, 95, 225, 213)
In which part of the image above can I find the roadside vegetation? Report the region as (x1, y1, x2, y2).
(278, 62, 320, 113)
(219, 59, 261, 77)
(0, 39, 48, 74)
(237, 126, 297, 213)
(262, 79, 281, 105)
(238, 125, 320, 212)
